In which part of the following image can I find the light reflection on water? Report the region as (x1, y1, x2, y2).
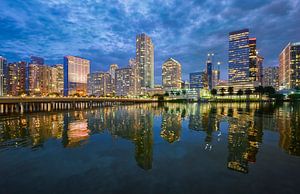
(0, 102, 300, 193)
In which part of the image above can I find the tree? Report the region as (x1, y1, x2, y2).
(237, 89, 244, 100)
(176, 91, 181, 96)
(170, 91, 175, 95)
(211, 88, 217, 97)
(228, 87, 234, 96)
(264, 86, 276, 97)
(244, 88, 252, 101)
(182, 89, 187, 95)
(220, 88, 226, 96)
(254, 86, 264, 99)
(164, 92, 169, 96)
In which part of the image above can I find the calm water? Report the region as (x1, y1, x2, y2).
(0, 103, 300, 194)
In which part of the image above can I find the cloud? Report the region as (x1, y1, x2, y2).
(0, 0, 299, 82)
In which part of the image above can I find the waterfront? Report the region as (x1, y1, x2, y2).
(0, 102, 300, 194)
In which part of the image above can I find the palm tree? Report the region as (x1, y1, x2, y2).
(228, 87, 234, 96)
(254, 86, 264, 100)
(211, 88, 217, 97)
(220, 88, 226, 96)
(237, 89, 244, 100)
(244, 88, 252, 101)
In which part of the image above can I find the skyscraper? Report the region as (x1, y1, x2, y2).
(87, 72, 111, 97)
(249, 38, 263, 83)
(7, 61, 26, 96)
(206, 54, 213, 90)
(162, 58, 182, 89)
(136, 33, 154, 88)
(0, 56, 7, 96)
(212, 69, 220, 89)
(189, 72, 208, 89)
(63, 56, 90, 96)
(279, 42, 300, 89)
(28, 63, 51, 96)
(229, 29, 250, 83)
(263, 66, 279, 90)
(51, 64, 64, 95)
(129, 58, 141, 95)
(115, 67, 133, 96)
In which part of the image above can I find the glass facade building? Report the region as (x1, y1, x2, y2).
(7, 61, 27, 96)
(229, 29, 250, 83)
(189, 72, 208, 89)
(279, 42, 300, 89)
(64, 56, 90, 96)
(136, 33, 154, 88)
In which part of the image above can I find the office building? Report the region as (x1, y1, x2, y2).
(87, 72, 111, 97)
(136, 33, 154, 88)
(0, 56, 7, 96)
(206, 54, 213, 90)
(115, 67, 133, 96)
(189, 72, 208, 89)
(64, 56, 90, 96)
(263, 66, 279, 90)
(162, 58, 182, 89)
(7, 61, 26, 96)
(279, 42, 300, 89)
(229, 29, 250, 83)
(212, 69, 220, 89)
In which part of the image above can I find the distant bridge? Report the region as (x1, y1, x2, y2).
(0, 97, 157, 114)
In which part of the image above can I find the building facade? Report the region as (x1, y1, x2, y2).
(28, 63, 52, 96)
(136, 33, 154, 88)
(87, 72, 112, 97)
(51, 64, 64, 95)
(279, 42, 300, 89)
(263, 66, 279, 90)
(206, 54, 213, 90)
(7, 61, 26, 96)
(212, 69, 220, 89)
(109, 64, 118, 95)
(189, 72, 208, 89)
(63, 56, 90, 96)
(115, 68, 133, 96)
(0, 57, 7, 96)
(162, 58, 182, 89)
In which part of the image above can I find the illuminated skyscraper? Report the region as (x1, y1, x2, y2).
(7, 61, 26, 96)
(189, 72, 208, 89)
(229, 29, 250, 83)
(162, 58, 182, 89)
(263, 66, 279, 90)
(0, 56, 7, 96)
(87, 72, 111, 97)
(212, 69, 220, 89)
(279, 42, 300, 89)
(109, 64, 118, 94)
(206, 54, 213, 90)
(136, 33, 154, 88)
(63, 56, 90, 96)
(28, 63, 52, 96)
(51, 64, 64, 95)
(129, 58, 141, 95)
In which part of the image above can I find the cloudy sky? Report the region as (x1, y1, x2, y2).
(0, 0, 299, 83)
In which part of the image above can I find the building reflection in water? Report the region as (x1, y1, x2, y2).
(0, 102, 299, 172)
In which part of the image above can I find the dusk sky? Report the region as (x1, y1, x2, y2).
(1, 0, 299, 83)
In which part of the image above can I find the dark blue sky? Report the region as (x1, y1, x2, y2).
(1, 0, 299, 83)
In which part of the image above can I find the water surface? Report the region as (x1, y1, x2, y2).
(0, 103, 299, 194)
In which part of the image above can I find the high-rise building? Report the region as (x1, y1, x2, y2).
(109, 64, 118, 95)
(28, 63, 52, 96)
(63, 56, 90, 96)
(87, 72, 111, 97)
(263, 66, 279, 90)
(136, 33, 154, 88)
(7, 61, 26, 96)
(229, 29, 264, 84)
(206, 54, 213, 90)
(279, 42, 300, 89)
(129, 58, 141, 95)
(50, 64, 64, 95)
(162, 58, 182, 89)
(0, 56, 7, 96)
(189, 72, 208, 89)
(229, 29, 250, 83)
(212, 69, 220, 89)
(115, 67, 133, 97)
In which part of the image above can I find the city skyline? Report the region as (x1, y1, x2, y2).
(1, 0, 300, 83)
